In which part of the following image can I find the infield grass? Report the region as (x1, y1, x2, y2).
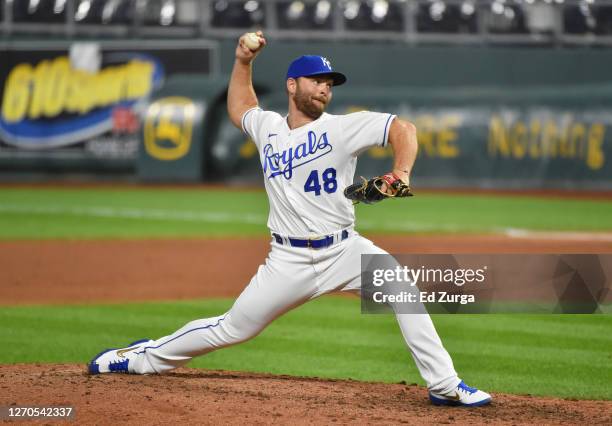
(1, 297, 610, 400)
(1, 187, 612, 238)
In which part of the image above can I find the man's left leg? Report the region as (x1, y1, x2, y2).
(316, 234, 491, 406)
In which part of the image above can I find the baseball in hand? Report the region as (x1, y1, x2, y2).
(244, 32, 261, 50)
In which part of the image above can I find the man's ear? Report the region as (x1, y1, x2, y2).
(287, 78, 297, 95)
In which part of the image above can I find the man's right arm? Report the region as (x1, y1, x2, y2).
(227, 31, 266, 130)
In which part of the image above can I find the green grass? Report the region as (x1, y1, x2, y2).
(1, 187, 612, 239)
(2, 187, 610, 400)
(1, 297, 610, 400)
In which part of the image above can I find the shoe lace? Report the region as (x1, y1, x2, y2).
(109, 359, 129, 372)
(457, 382, 477, 395)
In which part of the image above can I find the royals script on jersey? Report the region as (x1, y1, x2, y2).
(242, 107, 396, 237)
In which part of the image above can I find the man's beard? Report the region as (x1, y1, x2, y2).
(294, 87, 327, 120)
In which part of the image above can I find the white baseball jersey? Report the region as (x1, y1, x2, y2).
(242, 107, 396, 237)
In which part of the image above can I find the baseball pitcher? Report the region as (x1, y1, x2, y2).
(88, 31, 492, 407)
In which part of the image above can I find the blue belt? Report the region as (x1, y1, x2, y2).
(272, 230, 349, 249)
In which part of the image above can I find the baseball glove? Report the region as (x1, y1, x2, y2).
(343, 172, 413, 205)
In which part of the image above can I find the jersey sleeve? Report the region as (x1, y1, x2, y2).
(241, 106, 272, 149)
(241, 106, 261, 139)
(340, 111, 396, 156)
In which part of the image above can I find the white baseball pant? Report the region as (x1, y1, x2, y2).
(131, 233, 461, 394)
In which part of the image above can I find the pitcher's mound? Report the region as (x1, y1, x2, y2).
(1, 364, 610, 425)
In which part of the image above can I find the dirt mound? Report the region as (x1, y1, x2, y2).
(1, 364, 610, 425)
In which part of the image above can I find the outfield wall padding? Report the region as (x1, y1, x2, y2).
(210, 85, 612, 190)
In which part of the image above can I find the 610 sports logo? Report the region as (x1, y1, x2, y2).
(0, 52, 163, 149)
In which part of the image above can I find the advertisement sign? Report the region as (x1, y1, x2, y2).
(213, 93, 612, 190)
(0, 41, 215, 171)
(137, 95, 206, 181)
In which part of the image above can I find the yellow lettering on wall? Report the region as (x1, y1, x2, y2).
(93, 69, 109, 106)
(105, 68, 124, 105)
(437, 115, 460, 158)
(1, 55, 155, 122)
(488, 116, 510, 156)
(488, 116, 606, 169)
(366, 113, 463, 159)
(510, 122, 527, 159)
(542, 121, 558, 158)
(587, 124, 605, 170)
(29, 60, 49, 119)
(529, 120, 541, 158)
(126, 61, 153, 99)
(570, 124, 586, 159)
(1, 64, 32, 122)
(415, 115, 436, 156)
(43, 57, 69, 117)
(65, 70, 90, 114)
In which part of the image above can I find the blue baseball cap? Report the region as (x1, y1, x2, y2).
(286, 55, 347, 86)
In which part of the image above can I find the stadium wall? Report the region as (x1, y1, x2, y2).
(1, 39, 611, 189)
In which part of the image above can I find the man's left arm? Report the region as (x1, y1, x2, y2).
(387, 118, 418, 185)
(342, 116, 417, 204)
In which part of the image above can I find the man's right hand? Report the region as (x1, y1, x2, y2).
(236, 31, 267, 65)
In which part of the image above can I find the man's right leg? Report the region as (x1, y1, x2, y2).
(89, 243, 317, 374)
(130, 306, 269, 374)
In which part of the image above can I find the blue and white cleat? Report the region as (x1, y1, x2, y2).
(429, 381, 492, 407)
(88, 339, 152, 375)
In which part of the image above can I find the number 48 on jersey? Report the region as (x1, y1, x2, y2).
(304, 168, 337, 196)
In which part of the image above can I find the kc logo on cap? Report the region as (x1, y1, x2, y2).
(286, 55, 347, 86)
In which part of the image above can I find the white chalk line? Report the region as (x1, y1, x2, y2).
(503, 228, 612, 242)
(0, 204, 471, 232)
(0, 204, 266, 225)
(1, 204, 612, 239)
